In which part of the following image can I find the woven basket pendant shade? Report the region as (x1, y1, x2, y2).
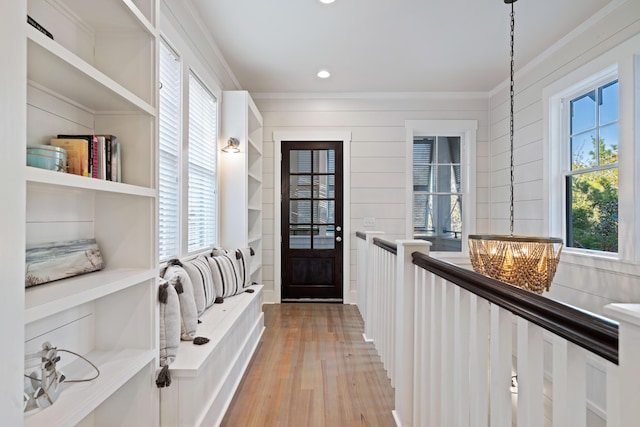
(468, 0, 563, 294)
(468, 235, 563, 294)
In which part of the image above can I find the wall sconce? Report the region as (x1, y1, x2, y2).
(222, 137, 240, 153)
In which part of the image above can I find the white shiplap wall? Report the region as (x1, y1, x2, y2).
(489, 4, 640, 421)
(488, 0, 640, 316)
(254, 95, 490, 303)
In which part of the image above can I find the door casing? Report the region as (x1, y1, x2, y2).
(273, 131, 352, 304)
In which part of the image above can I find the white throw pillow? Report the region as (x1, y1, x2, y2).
(164, 263, 199, 341)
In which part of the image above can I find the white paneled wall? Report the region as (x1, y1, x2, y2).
(487, 0, 640, 317)
(255, 95, 490, 303)
(485, 3, 640, 420)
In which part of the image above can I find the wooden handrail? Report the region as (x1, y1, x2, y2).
(411, 252, 619, 365)
(373, 237, 397, 255)
(356, 231, 367, 240)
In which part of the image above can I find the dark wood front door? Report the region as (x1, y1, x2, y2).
(281, 141, 343, 301)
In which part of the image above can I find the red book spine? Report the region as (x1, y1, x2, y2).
(91, 135, 98, 178)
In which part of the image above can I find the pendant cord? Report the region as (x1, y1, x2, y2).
(509, 1, 515, 236)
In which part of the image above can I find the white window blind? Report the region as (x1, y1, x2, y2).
(188, 72, 217, 252)
(158, 41, 181, 260)
(412, 136, 462, 251)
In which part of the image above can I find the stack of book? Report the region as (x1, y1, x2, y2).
(50, 134, 122, 182)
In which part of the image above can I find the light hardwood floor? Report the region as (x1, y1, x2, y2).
(220, 303, 396, 427)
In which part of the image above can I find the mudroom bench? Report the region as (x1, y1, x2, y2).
(159, 250, 265, 427)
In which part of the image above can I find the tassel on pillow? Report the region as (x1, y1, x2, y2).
(157, 278, 179, 388)
(156, 365, 171, 388)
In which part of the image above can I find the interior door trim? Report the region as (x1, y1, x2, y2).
(273, 131, 352, 304)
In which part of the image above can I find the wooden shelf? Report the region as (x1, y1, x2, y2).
(221, 91, 263, 262)
(19, 0, 159, 424)
(250, 261, 261, 276)
(247, 136, 262, 155)
(248, 171, 262, 183)
(24, 348, 155, 427)
(53, 0, 155, 34)
(25, 267, 156, 324)
(27, 27, 155, 114)
(26, 166, 156, 197)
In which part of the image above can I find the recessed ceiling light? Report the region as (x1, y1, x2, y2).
(319, 0, 335, 4)
(317, 70, 331, 79)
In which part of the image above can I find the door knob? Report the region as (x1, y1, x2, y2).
(336, 236, 342, 242)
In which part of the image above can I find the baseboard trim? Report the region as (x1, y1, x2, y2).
(391, 409, 402, 427)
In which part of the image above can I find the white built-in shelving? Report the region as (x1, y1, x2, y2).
(221, 91, 263, 284)
(21, 0, 160, 425)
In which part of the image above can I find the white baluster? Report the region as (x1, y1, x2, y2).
(604, 304, 640, 427)
(393, 240, 430, 426)
(453, 287, 471, 427)
(413, 267, 425, 426)
(516, 318, 544, 427)
(441, 279, 454, 426)
(469, 294, 490, 427)
(357, 236, 366, 321)
(363, 232, 383, 342)
(490, 305, 513, 427)
(429, 272, 442, 427)
(390, 254, 396, 384)
(552, 337, 586, 427)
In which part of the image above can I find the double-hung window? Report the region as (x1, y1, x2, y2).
(413, 136, 462, 251)
(564, 79, 619, 252)
(406, 120, 477, 254)
(159, 40, 181, 260)
(158, 38, 219, 260)
(187, 73, 217, 252)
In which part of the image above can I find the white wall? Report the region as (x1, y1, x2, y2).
(488, 0, 640, 316)
(161, 0, 240, 93)
(254, 94, 490, 303)
(164, 0, 640, 318)
(0, 1, 26, 422)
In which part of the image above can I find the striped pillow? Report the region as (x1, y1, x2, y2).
(211, 247, 253, 288)
(182, 256, 216, 313)
(235, 248, 253, 288)
(207, 253, 243, 298)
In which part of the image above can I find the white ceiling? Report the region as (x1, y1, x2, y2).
(188, 0, 613, 94)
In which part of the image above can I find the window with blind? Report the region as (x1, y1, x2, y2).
(413, 136, 462, 252)
(187, 72, 217, 252)
(158, 40, 181, 260)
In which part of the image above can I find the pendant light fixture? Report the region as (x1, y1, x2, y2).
(468, 0, 563, 294)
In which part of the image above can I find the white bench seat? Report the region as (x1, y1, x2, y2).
(160, 284, 264, 427)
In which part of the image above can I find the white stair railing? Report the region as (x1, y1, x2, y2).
(355, 232, 639, 427)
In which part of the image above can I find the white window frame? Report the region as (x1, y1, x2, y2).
(186, 70, 218, 253)
(158, 33, 222, 261)
(544, 36, 640, 265)
(405, 120, 477, 258)
(563, 75, 619, 254)
(158, 38, 182, 260)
